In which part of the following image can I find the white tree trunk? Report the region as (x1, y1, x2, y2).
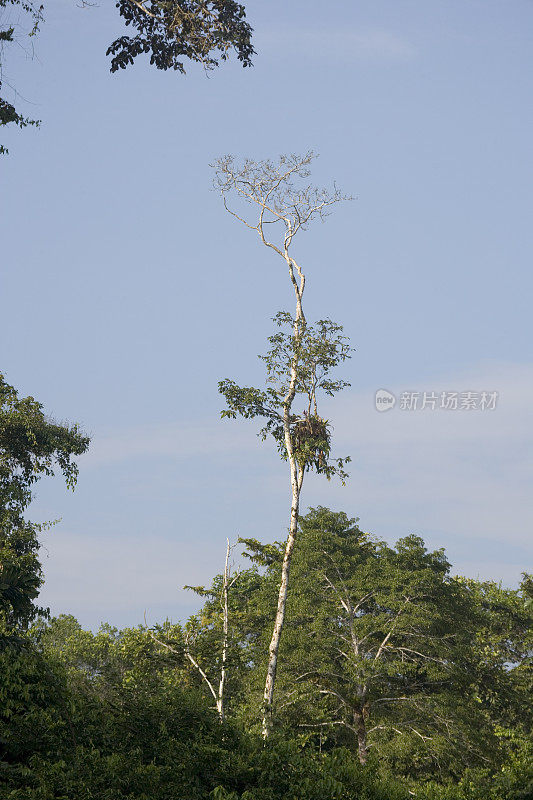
(213, 155, 348, 737)
(217, 537, 231, 722)
(262, 249, 306, 738)
(262, 458, 304, 737)
(149, 539, 233, 724)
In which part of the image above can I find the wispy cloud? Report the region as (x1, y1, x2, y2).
(308, 361, 533, 557)
(83, 419, 258, 468)
(38, 528, 217, 630)
(258, 27, 416, 63)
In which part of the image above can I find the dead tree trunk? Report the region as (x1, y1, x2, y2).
(150, 538, 234, 723)
(217, 537, 231, 722)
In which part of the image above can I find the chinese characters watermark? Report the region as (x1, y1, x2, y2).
(375, 389, 498, 412)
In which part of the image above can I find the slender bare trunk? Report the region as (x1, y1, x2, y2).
(214, 156, 348, 738)
(217, 537, 230, 722)
(262, 467, 303, 737)
(261, 247, 307, 738)
(150, 539, 233, 723)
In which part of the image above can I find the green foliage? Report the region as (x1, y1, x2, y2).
(0, 0, 42, 154)
(0, 520, 57, 638)
(0, 373, 89, 509)
(0, 373, 89, 634)
(181, 565, 267, 716)
(417, 730, 533, 800)
(453, 576, 533, 736)
(219, 313, 351, 481)
(0, 618, 411, 800)
(107, 0, 254, 74)
(520, 573, 533, 609)
(0, 638, 70, 791)
(258, 313, 351, 401)
(210, 740, 409, 800)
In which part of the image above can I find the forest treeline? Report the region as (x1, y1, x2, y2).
(1, 510, 532, 799)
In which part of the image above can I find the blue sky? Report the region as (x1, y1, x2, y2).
(1, 0, 532, 629)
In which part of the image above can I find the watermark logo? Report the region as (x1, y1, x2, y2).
(374, 389, 499, 412)
(375, 389, 396, 412)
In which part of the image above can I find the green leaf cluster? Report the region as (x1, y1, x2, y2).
(219, 313, 351, 481)
(107, 0, 254, 74)
(0, 373, 89, 634)
(0, 0, 43, 154)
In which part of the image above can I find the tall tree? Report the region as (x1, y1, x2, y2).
(239, 508, 503, 778)
(213, 153, 351, 736)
